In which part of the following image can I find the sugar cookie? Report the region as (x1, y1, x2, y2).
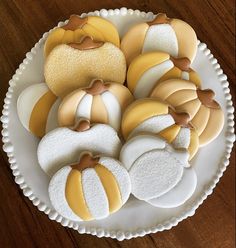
(44, 15, 120, 57)
(58, 79, 133, 131)
(120, 134, 196, 207)
(49, 152, 131, 221)
(121, 13, 197, 65)
(121, 99, 199, 160)
(150, 79, 224, 146)
(37, 119, 122, 176)
(127, 52, 201, 98)
(44, 36, 126, 97)
(17, 83, 60, 138)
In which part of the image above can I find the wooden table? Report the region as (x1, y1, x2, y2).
(0, 1, 235, 247)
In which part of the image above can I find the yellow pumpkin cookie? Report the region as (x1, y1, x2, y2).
(44, 15, 120, 57)
(48, 152, 131, 221)
(127, 52, 201, 98)
(151, 79, 224, 146)
(121, 98, 199, 160)
(44, 36, 126, 97)
(58, 79, 133, 131)
(121, 13, 197, 65)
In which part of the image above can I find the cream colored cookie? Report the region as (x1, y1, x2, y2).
(44, 15, 120, 57)
(17, 83, 60, 138)
(121, 13, 197, 65)
(151, 79, 224, 146)
(49, 152, 131, 221)
(44, 36, 126, 97)
(127, 52, 201, 98)
(121, 98, 199, 160)
(58, 79, 133, 131)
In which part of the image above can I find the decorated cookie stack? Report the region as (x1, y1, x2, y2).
(17, 13, 224, 221)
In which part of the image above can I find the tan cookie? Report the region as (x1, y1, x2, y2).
(121, 13, 197, 65)
(58, 79, 133, 131)
(151, 79, 224, 146)
(44, 36, 126, 97)
(127, 52, 201, 98)
(121, 98, 199, 160)
(17, 83, 60, 138)
(49, 152, 131, 221)
(44, 15, 120, 57)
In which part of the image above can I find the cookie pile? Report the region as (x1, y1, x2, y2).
(17, 13, 224, 221)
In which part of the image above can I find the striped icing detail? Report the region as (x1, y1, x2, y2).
(176, 98, 201, 119)
(134, 60, 174, 98)
(101, 91, 121, 131)
(82, 168, 109, 219)
(142, 24, 178, 57)
(91, 95, 108, 124)
(95, 164, 122, 213)
(166, 89, 197, 106)
(172, 127, 191, 149)
(188, 129, 199, 160)
(76, 94, 93, 120)
(29, 90, 57, 137)
(46, 98, 61, 133)
(65, 169, 92, 221)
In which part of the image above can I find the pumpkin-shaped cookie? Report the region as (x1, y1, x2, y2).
(38, 119, 122, 176)
(127, 52, 201, 98)
(121, 13, 197, 65)
(17, 83, 60, 138)
(45, 36, 126, 97)
(151, 79, 224, 146)
(58, 79, 133, 131)
(49, 152, 131, 221)
(44, 15, 120, 57)
(121, 99, 199, 160)
(120, 135, 197, 208)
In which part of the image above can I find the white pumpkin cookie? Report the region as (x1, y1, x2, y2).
(45, 36, 126, 97)
(49, 152, 131, 221)
(58, 79, 133, 131)
(37, 119, 122, 176)
(127, 52, 201, 98)
(17, 83, 60, 138)
(120, 135, 197, 207)
(121, 99, 199, 160)
(44, 14, 120, 57)
(150, 79, 224, 146)
(121, 13, 197, 65)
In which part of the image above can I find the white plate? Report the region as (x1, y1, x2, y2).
(1, 8, 235, 241)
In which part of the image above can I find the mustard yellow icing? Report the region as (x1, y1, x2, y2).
(29, 90, 57, 138)
(158, 124, 181, 143)
(188, 129, 199, 160)
(95, 164, 122, 213)
(176, 98, 201, 119)
(65, 169, 92, 221)
(158, 66, 182, 84)
(127, 52, 170, 93)
(91, 95, 108, 124)
(189, 70, 201, 88)
(82, 23, 104, 41)
(122, 99, 168, 139)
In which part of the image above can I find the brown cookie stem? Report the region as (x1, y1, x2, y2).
(197, 89, 220, 109)
(68, 36, 104, 50)
(147, 13, 171, 26)
(168, 107, 192, 128)
(170, 57, 191, 72)
(85, 79, 109, 95)
(71, 153, 99, 171)
(62, 15, 88, 30)
(71, 119, 91, 132)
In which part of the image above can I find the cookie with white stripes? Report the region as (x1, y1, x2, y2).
(49, 152, 131, 221)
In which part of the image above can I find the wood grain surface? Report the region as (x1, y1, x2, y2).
(0, 1, 235, 247)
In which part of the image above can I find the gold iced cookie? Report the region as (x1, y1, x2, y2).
(151, 79, 224, 146)
(121, 13, 197, 65)
(121, 98, 199, 160)
(58, 79, 133, 130)
(44, 15, 120, 57)
(127, 52, 201, 98)
(44, 36, 126, 97)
